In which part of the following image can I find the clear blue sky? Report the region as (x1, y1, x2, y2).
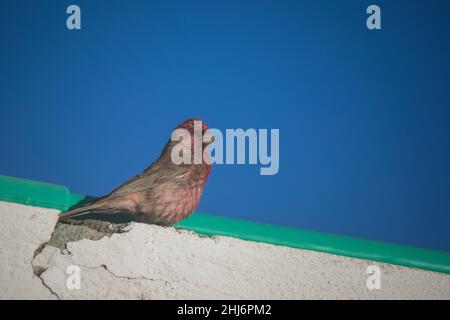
(1, 0, 449, 251)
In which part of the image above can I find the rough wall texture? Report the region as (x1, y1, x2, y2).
(0, 201, 59, 299)
(1, 201, 450, 299)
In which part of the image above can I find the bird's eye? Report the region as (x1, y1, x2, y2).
(203, 135, 215, 144)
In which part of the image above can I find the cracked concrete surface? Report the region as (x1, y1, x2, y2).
(0, 201, 58, 299)
(1, 200, 450, 299)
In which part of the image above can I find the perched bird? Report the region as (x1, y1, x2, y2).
(59, 119, 213, 226)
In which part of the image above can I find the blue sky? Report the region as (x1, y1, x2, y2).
(1, 0, 450, 251)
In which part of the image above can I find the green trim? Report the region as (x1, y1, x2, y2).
(1, 175, 450, 274)
(0, 175, 70, 210)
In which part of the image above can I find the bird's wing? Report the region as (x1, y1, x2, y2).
(101, 163, 191, 201)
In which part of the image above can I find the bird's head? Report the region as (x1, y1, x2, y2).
(174, 118, 214, 149)
(176, 118, 209, 133)
(160, 118, 214, 167)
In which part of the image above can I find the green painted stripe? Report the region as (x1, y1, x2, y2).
(1, 175, 450, 274)
(0, 175, 70, 210)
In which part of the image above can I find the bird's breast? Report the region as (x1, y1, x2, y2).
(137, 180, 206, 225)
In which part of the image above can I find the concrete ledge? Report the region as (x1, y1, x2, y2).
(1, 201, 450, 299)
(2, 175, 450, 275)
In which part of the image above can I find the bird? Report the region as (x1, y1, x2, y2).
(58, 118, 213, 226)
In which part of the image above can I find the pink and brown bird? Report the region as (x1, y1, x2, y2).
(58, 119, 213, 226)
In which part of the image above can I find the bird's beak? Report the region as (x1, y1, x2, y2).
(203, 135, 215, 145)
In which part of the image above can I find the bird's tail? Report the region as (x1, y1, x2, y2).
(58, 201, 106, 221)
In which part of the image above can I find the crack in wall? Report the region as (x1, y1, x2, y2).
(35, 270, 61, 300)
(32, 221, 239, 299)
(30, 219, 176, 299)
(91, 264, 173, 289)
(31, 218, 130, 299)
(30, 215, 60, 299)
(46, 219, 130, 251)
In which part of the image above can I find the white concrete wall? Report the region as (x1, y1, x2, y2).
(1, 201, 449, 299)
